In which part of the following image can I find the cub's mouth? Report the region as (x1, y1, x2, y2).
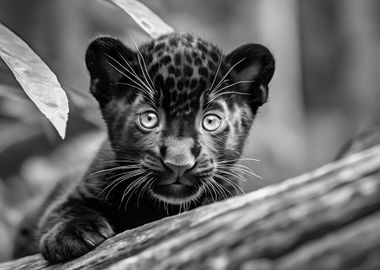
(150, 176, 204, 204)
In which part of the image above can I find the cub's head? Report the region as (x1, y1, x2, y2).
(86, 33, 274, 206)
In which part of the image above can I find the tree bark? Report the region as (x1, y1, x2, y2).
(1, 145, 380, 270)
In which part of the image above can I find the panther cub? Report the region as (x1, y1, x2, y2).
(18, 32, 275, 263)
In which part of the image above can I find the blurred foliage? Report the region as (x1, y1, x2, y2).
(0, 0, 380, 262)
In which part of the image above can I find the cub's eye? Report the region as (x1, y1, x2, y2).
(202, 114, 222, 132)
(138, 111, 159, 130)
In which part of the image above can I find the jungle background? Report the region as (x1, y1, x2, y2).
(1, 0, 380, 261)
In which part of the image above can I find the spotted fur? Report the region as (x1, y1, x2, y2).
(13, 33, 275, 263)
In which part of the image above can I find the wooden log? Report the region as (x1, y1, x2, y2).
(1, 145, 380, 270)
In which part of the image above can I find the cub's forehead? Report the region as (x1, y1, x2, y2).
(138, 33, 225, 117)
(142, 33, 222, 72)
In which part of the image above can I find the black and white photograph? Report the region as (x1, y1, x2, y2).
(0, 0, 379, 269)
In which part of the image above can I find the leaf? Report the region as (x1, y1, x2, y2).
(108, 0, 174, 39)
(0, 23, 69, 139)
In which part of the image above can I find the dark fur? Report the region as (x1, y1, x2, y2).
(12, 33, 275, 263)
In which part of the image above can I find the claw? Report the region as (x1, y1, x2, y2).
(83, 238, 96, 247)
(99, 232, 109, 239)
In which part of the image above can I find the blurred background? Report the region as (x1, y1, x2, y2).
(0, 0, 380, 262)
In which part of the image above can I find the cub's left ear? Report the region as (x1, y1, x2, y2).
(226, 43, 275, 108)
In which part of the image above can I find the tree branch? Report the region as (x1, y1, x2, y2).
(2, 145, 380, 270)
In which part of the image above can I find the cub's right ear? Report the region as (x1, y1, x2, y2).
(85, 37, 136, 103)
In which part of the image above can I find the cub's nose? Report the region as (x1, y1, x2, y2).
(161, 137, 197, 176)
(164, 161, 195, 176)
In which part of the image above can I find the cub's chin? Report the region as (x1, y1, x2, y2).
(150, 184, 204, 205)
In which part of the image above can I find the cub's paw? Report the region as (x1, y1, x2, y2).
(40, 216, 114, 263)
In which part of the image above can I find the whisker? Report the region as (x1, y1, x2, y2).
(208, 52, 224, 93)
(116, 55, 156, 107)
(122, 173, 152, 209)
(203, 182, 217, 202)
(218, 164, 262, 179)
(209, 183, 219, 202)
(217, 157, 260, 163)
(105, 56, 146, 92)
(218, 163, 256, 173)
(120, 178, 143, 209)
(208, 57, 246, 102)
(102, 169, 144, 190)
(129, 36, 155, 92)
(209, 180, 226, 200)
(208, 81, 253, 105)
(136, 53, 154, 94)
(115, 82, 151, 95)
(207, 91, 250, 104)
(96, 159, 140, 164)
(105, 54, 157, 106)
(163, 201, 169, 216)
(137, 177, 154, 207)
(122, 176, 145, 206)
(99, 169, 145, 199)
(91, 165, 141, 176)
(208, 178, 229, 200)
(210, 80, 254, 96)
(212, 178, 233, 198)
(214, 173, 245, 194)
(114, 52, 153, 96)
(217, 168, 248, 183)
